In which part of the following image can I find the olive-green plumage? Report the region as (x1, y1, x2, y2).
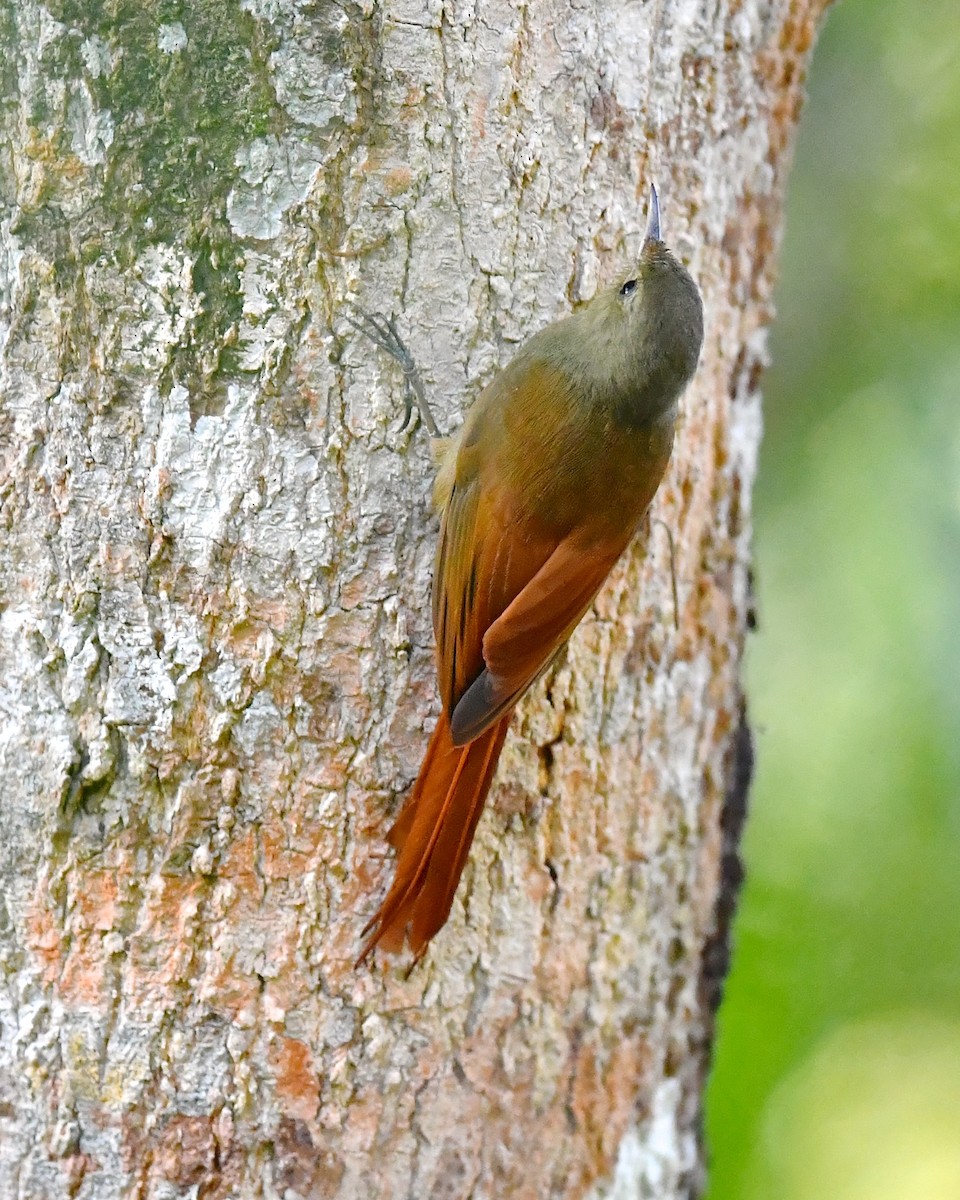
(361, 187, 704, 963)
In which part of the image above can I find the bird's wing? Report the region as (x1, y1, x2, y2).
(432, 465, 555, 720)
(432, 356, 636, 746)
(448, 534, 628, 744)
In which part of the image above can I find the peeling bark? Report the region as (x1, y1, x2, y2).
(0, 1, 826, 1196)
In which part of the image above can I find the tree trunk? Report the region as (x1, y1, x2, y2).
(0, 1, 825, 1196)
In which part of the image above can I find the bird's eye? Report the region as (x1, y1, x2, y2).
(619, 279, 637, 297)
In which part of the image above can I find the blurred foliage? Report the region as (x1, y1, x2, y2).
(705, 1, 960, 1197)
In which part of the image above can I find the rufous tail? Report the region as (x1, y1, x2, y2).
(358, 711, 511, 964)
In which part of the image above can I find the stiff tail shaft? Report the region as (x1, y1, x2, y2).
(359, 711, 511, 962)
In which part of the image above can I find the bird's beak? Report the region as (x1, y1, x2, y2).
(643, 182, 661, 245)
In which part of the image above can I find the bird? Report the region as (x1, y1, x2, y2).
(355, 185, 704, 964)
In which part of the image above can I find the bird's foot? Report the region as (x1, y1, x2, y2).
(344, 308, 441, 437)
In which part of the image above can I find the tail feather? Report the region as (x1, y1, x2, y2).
(359, 711, 511, 962)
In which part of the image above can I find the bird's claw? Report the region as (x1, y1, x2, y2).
(344, 307, 441, 437)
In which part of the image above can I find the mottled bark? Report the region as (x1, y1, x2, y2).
(0, 1, 824, 1196)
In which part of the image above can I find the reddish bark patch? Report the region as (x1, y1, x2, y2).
(270, 1037, 321, 1124)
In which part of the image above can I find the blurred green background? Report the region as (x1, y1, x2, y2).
(705, 1, 960, 1197)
